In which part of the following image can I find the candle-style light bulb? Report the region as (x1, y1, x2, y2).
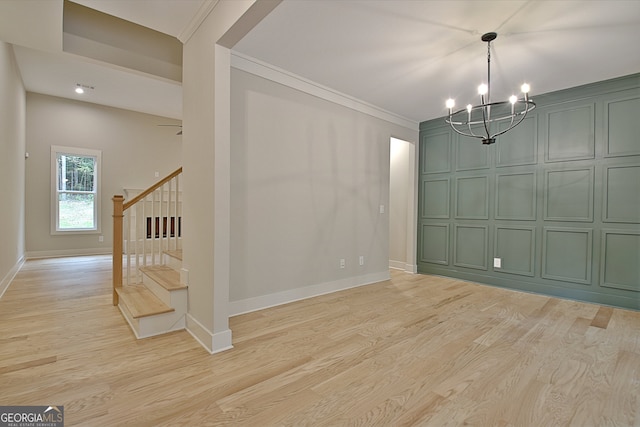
(478, 84, 488, 95)
(445, 98, 455, 110)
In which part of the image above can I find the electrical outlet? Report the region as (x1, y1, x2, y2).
(359, 256, 364, 266)
(98, 235, 104, 243)
(340, 259, 345, 269)
(379, 204, 385, 214)
(493, 257, 501, 268)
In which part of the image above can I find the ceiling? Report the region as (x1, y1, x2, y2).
(4, 0, 640, 125)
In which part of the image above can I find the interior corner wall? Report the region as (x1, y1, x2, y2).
(229, 67, 417, 314)
(0, 42, 26, 296)
(25, 93, 181, 258)
(418, 73, 640, 310)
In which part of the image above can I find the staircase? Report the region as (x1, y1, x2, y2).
(112, 168, 185, 339)
(116, 250, 187, 338)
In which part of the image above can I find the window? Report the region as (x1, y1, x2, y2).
(51, 146, 101, 234)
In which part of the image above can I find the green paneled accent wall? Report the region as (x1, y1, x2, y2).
(455, 176, 489, 219)
(419, 223, 449, 265)
(542, 227, 593, 285)
(495, 172, 536, 220)
(494, 226, 535, 277)
(603, 165, 640, 223)
(544, 167, 594, 222)
(421, 178, 450, 219)
(418, 73, 640, 310)
(454, 225, 488, 270)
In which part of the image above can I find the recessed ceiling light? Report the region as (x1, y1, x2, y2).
(75, 83, 94, 94)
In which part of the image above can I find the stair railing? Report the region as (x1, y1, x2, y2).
(112, 167, 182, 305)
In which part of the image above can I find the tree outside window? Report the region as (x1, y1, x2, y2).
(51, 146, 101, 233)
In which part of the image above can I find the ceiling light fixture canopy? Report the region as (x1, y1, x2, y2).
(445, 32, 535, 145)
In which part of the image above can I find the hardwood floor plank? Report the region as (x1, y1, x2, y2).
(0, 355, 57, 374)
(1, 255, 639, 425)
(591, 305, 614, 329)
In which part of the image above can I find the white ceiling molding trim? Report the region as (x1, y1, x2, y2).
(177, 0, 220, 44)
(231, 51, 419, 131)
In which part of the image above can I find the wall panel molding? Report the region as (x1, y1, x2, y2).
(544, 102, 595, 162)
(421, 130, 451, 174)
(600, 229, 640, 292)
(454, 224, 488, 270)
(604, 92, 640, 157)
(494, 226, 536, 277)
(456, 134, 490, 171)
(495, 172, 537, 220)
(419, 223, 449, 265)
(496, 115, 538, 167)
(455, 175, 489, 220)
(544, 166, 594, 222)
(602, 164, 640, 223)
(542, 227, 593, 285)
(421, 178, 450, 219)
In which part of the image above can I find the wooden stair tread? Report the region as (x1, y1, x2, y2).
(139, 265, 187, 291)
(116, 285, 174, 318)
(164, 250, 182, 261)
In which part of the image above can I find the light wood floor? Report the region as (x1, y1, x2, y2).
(1, 256, 639, 426)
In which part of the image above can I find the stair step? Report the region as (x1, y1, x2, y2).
(163, 250, 182, 271)
(164, 250, 182, 261)
(116, 285, 174, 318)
(139, 265, 186, 291)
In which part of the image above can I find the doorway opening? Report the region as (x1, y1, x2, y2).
(389, 137, 416, 273)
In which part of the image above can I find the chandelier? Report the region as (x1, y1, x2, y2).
(445, 32, 536, 145)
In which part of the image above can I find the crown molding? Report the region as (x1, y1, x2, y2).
(230, 51, 419, 131)
(178, 0, 220, 44)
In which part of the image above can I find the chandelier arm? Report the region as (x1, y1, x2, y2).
(489, 100, 536, 139)
(446, 107, 483, 140)
(447, 120, 484, 141)
(449, 100, 536, 126)
(467, 120, 479, 138)
(493, 109, 517, 138)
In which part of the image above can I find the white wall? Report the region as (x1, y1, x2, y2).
(229, 68, 417, 313)
(181, 0, 264, 354)
(25, 93, 182, 257)
(0, 42, 26, 296)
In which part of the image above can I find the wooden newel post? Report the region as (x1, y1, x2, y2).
(113, 195, 124, 306)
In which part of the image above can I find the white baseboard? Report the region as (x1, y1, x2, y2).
(389, 260, 406, 270)
(0, 255, 25, 299)
(390, 260, 417, 274)
(25, 248, 111, 259)
(186, 314, 233, 354)
(229, 271, 390, 317)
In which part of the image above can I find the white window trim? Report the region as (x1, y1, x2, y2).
(51, 145, 102, 235)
